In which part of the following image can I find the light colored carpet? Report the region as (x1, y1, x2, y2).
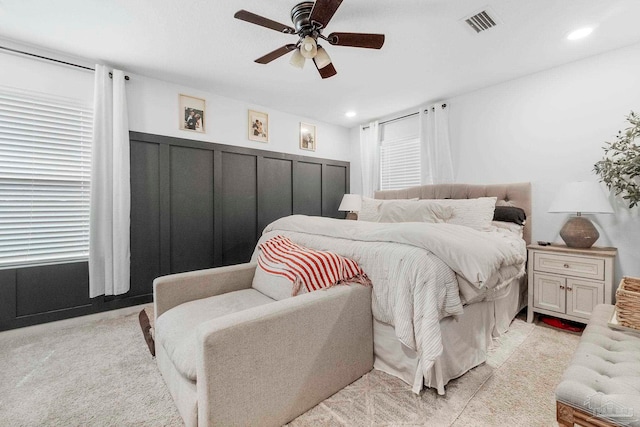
(0, 307, 580, 426)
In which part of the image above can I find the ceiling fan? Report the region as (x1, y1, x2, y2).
(234, 0, 385, 79)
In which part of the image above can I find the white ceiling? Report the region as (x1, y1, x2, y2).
(1, 0, 640, 127)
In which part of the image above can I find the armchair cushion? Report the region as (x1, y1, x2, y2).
(252, 265, 303, 300)
(156, 288, 275, 381)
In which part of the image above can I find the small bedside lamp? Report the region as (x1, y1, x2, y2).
(548, 181, 614, 248)
(338, 194, 361, 220)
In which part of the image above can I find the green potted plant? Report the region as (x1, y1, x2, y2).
(594, 111, 640, 208)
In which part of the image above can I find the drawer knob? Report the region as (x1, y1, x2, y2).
(563, 263, 570, 268)
(560, 285, 565, 290)
(567, 287, 573, 291)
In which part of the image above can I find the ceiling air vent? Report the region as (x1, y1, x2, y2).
(463, 9, 498, 33)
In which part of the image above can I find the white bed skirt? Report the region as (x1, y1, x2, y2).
(373, 277, 526, 395)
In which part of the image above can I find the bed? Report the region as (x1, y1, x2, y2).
(251, 182, 531, 395)
(373, 182, 531, 394)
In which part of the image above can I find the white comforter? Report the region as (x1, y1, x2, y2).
(251, 215, 527, 379)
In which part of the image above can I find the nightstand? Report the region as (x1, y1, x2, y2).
(527, 244, 617, 324)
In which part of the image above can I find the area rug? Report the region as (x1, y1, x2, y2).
(0, 307, 580, 426)
(0, 305, 183, 426)
(287, 319, 578, 426)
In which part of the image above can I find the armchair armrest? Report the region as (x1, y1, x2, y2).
(194, 284, 373, 427)
(153, 262, 256, 320)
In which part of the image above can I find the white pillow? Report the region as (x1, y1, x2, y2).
(492, 220, 524, 238)
(357, 197, 386, 222)
(358, 197, 422, 222)
(429, 197, 497, 231)
(251, 264, 307, 301)
(378, 199, 453, 223)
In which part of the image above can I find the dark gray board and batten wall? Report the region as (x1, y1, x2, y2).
(0, 131, 350, 331)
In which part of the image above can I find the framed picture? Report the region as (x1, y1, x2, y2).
(179, 94, 206, 133)
(248, 110, 269, 143)
(299, 122, 316, 151)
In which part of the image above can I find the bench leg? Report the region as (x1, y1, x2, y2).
(557, 401, 575, 426)
(557, 401, 620, 427)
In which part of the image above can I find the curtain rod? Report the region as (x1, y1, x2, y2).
(361, 112, 418, 130)
(0, 45, 130, 80)
(361, 104, 447, 130)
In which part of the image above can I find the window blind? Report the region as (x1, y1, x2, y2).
(379, 137, 421, 190)
(0, 86, 92, 269)
(379, 113, 421, 191)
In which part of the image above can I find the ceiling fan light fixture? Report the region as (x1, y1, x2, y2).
(234, 2, 385, 79)
(314, 46, 332, 69)
(300, 36, 318, 59)
(289, 48, 306, 69)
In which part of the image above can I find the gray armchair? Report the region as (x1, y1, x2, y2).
(153, 262, 373, 427)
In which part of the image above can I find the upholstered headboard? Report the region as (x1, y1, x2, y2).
(374, 182, 532, 244)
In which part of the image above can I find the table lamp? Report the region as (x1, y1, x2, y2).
(338, 194, 361, 220)
(548, 181, 614, 248)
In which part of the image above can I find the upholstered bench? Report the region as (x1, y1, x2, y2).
(556, 304, 640, 427)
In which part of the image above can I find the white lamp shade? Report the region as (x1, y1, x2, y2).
(289, 48, 306, 69)
(338, 194, 362, 212)
(314, 46, 332, 69)
(300, 36, 317, 59)
(548, 181, 614, 214)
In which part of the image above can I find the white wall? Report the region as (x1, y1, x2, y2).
(349, 41, 640, 280)
(126, 73, 351, 162)
(0, 49, 351, 164)
(449, 42, 640, 281)
(6, 41, 639, 280)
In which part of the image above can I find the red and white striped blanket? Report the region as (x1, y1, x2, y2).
(257, 235, 371, 295)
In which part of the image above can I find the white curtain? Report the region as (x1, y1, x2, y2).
(360, 121, 380, 198)
(89, 65, 131, 297)
(420, 103, 454, 184)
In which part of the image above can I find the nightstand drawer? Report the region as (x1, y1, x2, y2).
(533, 252, 604, 281)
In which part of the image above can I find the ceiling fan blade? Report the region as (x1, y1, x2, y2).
(327, 32, 385, 49)
(313, 59, 337, 79)
(309, 0, 344, 28)
(234, 10, 295, 34)
(255, 44, 298, 64)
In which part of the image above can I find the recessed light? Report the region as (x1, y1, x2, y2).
(345, 111, 357, 118)
(567, 27, 593, 41)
